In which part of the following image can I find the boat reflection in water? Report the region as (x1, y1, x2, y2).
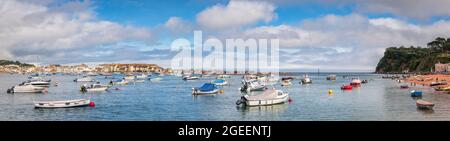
(236, 103, 288, 115)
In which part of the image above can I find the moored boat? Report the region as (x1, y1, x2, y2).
(416, 100, 434, 110)
(326, 75, 337, 80)
(240, 79, 267, 92)
(217, 75, 231, 79)
(211, 79, 228, 86)
(300, 75, 312, 84)
(183, 75, 200, 80)
(113, 79, 129, 85)
(350, 78, 361, 86)
(124, 74, 136, 80)
(410, 90, 423, 97)
(281, 80, 292, 86)
(192, 83, 219, 95)
(341, 84, 353, 90)
(150, 77, 163, 82)
(7, 83, 46, 93)
(435, 86, 450, 91)
(81, 83, 109, 92)
(34, 99, 94, 108)
(400, 85, 409, 89)
(74, 76, 93, 82)
(236, 89, 289, 106)
(281, 77, 294, 81)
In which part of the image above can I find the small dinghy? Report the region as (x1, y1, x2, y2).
(150, 77, 163, 82)
(300, 75, 312, 84)
(281, 80, 292, 86)
(81, 83, 109, 92)
(192, 83, 219, 95)
(34, 99, 94, 108)
(341, 84, 353, 90)
(326, 75, 336, 80)
(236, 89, 289, 106)
(74, 76, 93, 82)
(217, 75, 231, 79)
(211, 79, 228, 86)
(410, 90, 423, 97)
(350, 78, 361, 86)
(113, 79, 129, 85)
(183, 75, 200, 80)
(400, 85, 409, 89)
(416, 100, 434, 110)
(240, 80, 267, 92)
(281, 77, 294, 81)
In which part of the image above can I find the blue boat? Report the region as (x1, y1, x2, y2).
(211, 79, 228, 86)
(192, 83, 219, 95)
(410, 90, 422, 97)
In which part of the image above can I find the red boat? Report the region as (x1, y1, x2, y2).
(341, 85, 353, 90)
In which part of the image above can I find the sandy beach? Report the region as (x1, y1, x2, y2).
(404, 74, 450, 89)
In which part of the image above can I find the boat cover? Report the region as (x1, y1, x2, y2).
(198, 83, 217, 91)
(213, 79, 225, 83)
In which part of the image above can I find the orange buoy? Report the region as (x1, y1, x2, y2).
(89, 101, 95, 107)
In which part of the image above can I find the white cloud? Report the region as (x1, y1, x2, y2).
(196, 0, 276, 30)
(237, 14, 450, 71)
(164, 17, 193, 34)
(352, 0, 450, 19)
(0, 0, 152, 62)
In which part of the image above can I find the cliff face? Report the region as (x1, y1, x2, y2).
(375, 37, 450, 73)
(375, 47, 435, 73)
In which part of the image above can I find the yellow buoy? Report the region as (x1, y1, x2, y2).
(328, 89, 333, 95)
(219, 89, 224, 93)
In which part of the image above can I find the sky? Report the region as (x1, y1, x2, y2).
(1, 0, 450, 72)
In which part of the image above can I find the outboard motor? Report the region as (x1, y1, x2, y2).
(236, 96, 246, 106)
(6, 88, 12, 94)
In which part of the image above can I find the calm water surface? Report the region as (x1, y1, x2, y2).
(1, 73, 450, 121)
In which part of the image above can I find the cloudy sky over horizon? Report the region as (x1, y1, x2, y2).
(1, 0, 450, 71)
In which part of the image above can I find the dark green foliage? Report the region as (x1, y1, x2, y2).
(0, 60, 34, 67)
(376, 37, 450, 73)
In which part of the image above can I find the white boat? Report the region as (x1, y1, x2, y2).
(150, 77, 163, 82)
(217, 75, 231, 79)
(350, 78, 362, 85)
(86, 72, 98, 76)
(281, 80, 292, 86)
(211, 79, 228, 86)
(240, 79, 267, 92)
(81, 84, 109, 92)
(300, 75, 312, 84)
(134, 79, 146, 83)
(183, 75, 200, 80)
(124, 75, 136, 80)
(136, 74, 148, 79)
(34, 99, 92, 108)
(74, 76, 93, 82)
(7, 83, 46, 93)
(236, 89, 289, 106)
(28, 79, 51, 87)
(114, 79, 129, 85)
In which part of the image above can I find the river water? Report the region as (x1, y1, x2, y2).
(1, 73, 450, 121)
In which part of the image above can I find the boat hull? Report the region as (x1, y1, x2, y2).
(34, 99, 91, 108)
(192, 89, 219, 95)
(244, 94, 289, 106)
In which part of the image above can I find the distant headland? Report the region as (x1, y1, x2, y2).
(376, 37, 450, 73)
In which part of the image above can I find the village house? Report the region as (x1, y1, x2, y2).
(99, 64, 162, 73)
(435, 62, 450, 73)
